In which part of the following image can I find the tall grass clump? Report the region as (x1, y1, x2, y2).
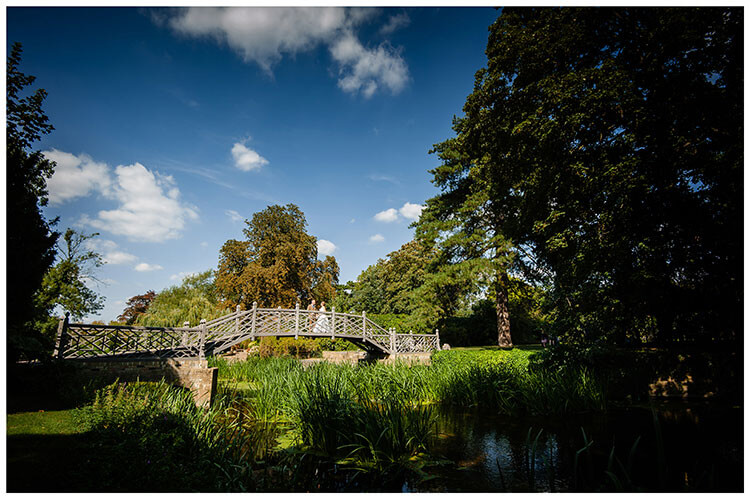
(75, 380, 257, 491)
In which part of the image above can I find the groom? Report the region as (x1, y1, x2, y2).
(306, 299, 317, 329)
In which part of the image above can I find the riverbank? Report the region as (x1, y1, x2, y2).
(7, 347, 742, 492)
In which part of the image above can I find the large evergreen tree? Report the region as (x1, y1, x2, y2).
(7, 42, 59, 360)
(423, 8, 742, 346)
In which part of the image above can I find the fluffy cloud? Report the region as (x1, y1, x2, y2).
(379, 12, 410, 35)
(231, 142, 268, 171)
(330, 32, 408, 98)
(226, 209, 245, 222)
(104, 251, 138, 265)
(135, 262, 164, 272)
(165, 7, 407, 98)
(84, 238, 137, 265)
(369, 234, 385, 243)
(399, 202, 423, 220)
(317, 239, 337, 256)
(84, 162, 199, 242)
(44, 149, 111, 204)
(374, 202, 424, 223)
(374, 208, 399, 223)
(169, 7, 351, 72)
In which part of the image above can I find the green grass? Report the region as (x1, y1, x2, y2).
(8, 409, 82, 435)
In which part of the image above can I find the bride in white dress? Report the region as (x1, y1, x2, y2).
(312, 302, 331, 334)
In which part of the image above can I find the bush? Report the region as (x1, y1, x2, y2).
(258, 336, 321, 358)
(368, 313, 432, 335)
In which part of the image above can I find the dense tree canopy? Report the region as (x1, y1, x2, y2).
(215, 204, 341, 308)
(7, 42, 59, 360)
(334, 240, 435, 315)
(423, 8, 742, 346)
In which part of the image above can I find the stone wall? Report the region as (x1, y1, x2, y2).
(321, 350, 369, 364)
(70, 358, 218, 408)
(381, 352, 432, 365)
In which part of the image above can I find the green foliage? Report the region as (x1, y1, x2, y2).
(216, 204, 340, 308)
(36, 229, 105, 320)
(368, 313, 431, 335)
(136, 271, 227, 327)
(258, 336, 322, 359)
(345, 240, 435, 315)
(7, 42, 59, 361)
(429, 8, 742, 346)
(74, 381, 257, 491)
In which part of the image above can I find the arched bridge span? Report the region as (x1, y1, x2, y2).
(54, 304, 440, 360)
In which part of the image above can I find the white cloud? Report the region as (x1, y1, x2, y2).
(349, 218, 356, 224)
(103, 251, 138, 265)
(84, 238, 137, 265)
(84, 162, 199, 242)
(231, 142, 268, 171)
(399, 202, 424, 220)
(374, 208, 399, 223)
(165, 7, 408, 98)
(169, 7, 351, 73)
(379, 12, 410, 35)
(200, 241, 209, 247)
(135, 262, 164, 272)
(44, 149, 111, 204)
(369, 234, 385, 243)
(226, 209, 245, 222)
(330, 31, 408, 98)
(317, 239, 337, 256)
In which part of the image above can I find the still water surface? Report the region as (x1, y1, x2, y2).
(412, 401, 741, 492)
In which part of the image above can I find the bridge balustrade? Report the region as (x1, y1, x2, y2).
(54, 303, 441, 360)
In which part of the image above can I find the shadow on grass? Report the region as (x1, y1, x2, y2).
(7, 432, 100, 492)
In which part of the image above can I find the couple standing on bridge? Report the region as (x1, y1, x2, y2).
(306, 299, 331, 334)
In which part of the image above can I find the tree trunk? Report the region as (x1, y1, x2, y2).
(495, 270, 512, 348)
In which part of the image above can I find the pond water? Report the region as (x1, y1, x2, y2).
(413, 401, 742, 492)
(235, 398, 741, 492)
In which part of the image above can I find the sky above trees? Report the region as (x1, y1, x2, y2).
(7, 6, 500, 322)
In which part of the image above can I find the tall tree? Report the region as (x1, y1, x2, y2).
(424, 8, 742, 345)
(7, 42, 59, 360)
(117, 290, 156, 325)
(215, 204, 340, 308)
(35, 229, 105, 342)
(345, 240, 436, 315)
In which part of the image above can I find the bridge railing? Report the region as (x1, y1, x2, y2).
(54, 314, 203, 360)
(55, 303, 441, 360)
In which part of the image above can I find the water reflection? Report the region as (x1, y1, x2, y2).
(414, 402, 741, 492)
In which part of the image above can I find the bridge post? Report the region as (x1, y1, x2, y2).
(277, 306, 282, 336)
(199, 319, 206, 359)
(390, 328, 396, 355)
(235, 304, 241, 338)
(182, 321, 189, 346)
(435, 329, 441, 351)
(331, 307, 336, 340)
(362, 311, 366, 336)
(53, 313, 70, 359)
(295, 301, 299, 339)
(251, 302, 257, 341)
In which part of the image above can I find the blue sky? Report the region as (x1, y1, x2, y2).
(7, 6, 500, 322)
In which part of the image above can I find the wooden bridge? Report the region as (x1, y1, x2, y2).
(54, 303, 441, 360)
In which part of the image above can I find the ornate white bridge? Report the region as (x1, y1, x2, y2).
(54, 303, 440, 360)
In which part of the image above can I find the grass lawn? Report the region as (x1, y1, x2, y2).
(7, 409, 99, 491)
(451, 344, 543, 352)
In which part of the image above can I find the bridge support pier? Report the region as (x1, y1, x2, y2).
(66, 358, 218, 408)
